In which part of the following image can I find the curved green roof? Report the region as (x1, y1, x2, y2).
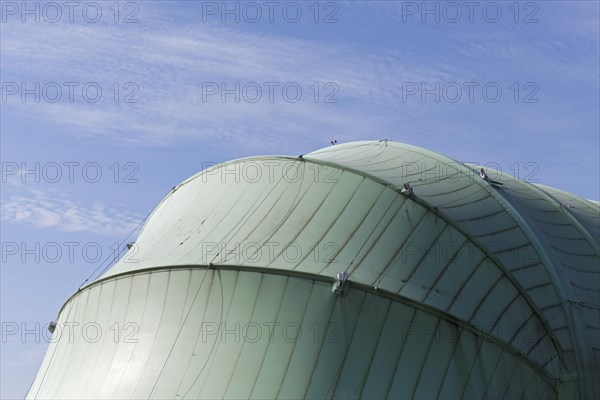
(29, 141, 599, 399)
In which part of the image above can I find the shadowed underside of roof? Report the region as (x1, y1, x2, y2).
(306, 141, 599, 398)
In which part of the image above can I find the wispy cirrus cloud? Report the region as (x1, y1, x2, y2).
(1, 3, 598, 196)
(1, 184, 145, 237)
(0, 8, 449, 151)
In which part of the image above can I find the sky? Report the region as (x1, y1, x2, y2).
(0, 0, 599, 398)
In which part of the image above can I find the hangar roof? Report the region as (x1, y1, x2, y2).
(99, 141, 599, 398)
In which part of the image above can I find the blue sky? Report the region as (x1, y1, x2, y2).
(1, 1, 598, 398)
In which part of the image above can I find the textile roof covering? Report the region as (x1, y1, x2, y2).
(28, 141, 599, 399)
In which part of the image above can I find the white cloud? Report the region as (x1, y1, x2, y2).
(1, 185, 145, 237)
(1, 10, 446, 151)
(1, 3, 597, 194)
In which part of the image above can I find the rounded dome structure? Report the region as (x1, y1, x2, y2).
(28, 141, 599, 399)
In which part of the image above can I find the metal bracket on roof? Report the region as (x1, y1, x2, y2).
(400, 182, 414, 198)
(170, 183, 184, 194)
(332, 271, 349, 296)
